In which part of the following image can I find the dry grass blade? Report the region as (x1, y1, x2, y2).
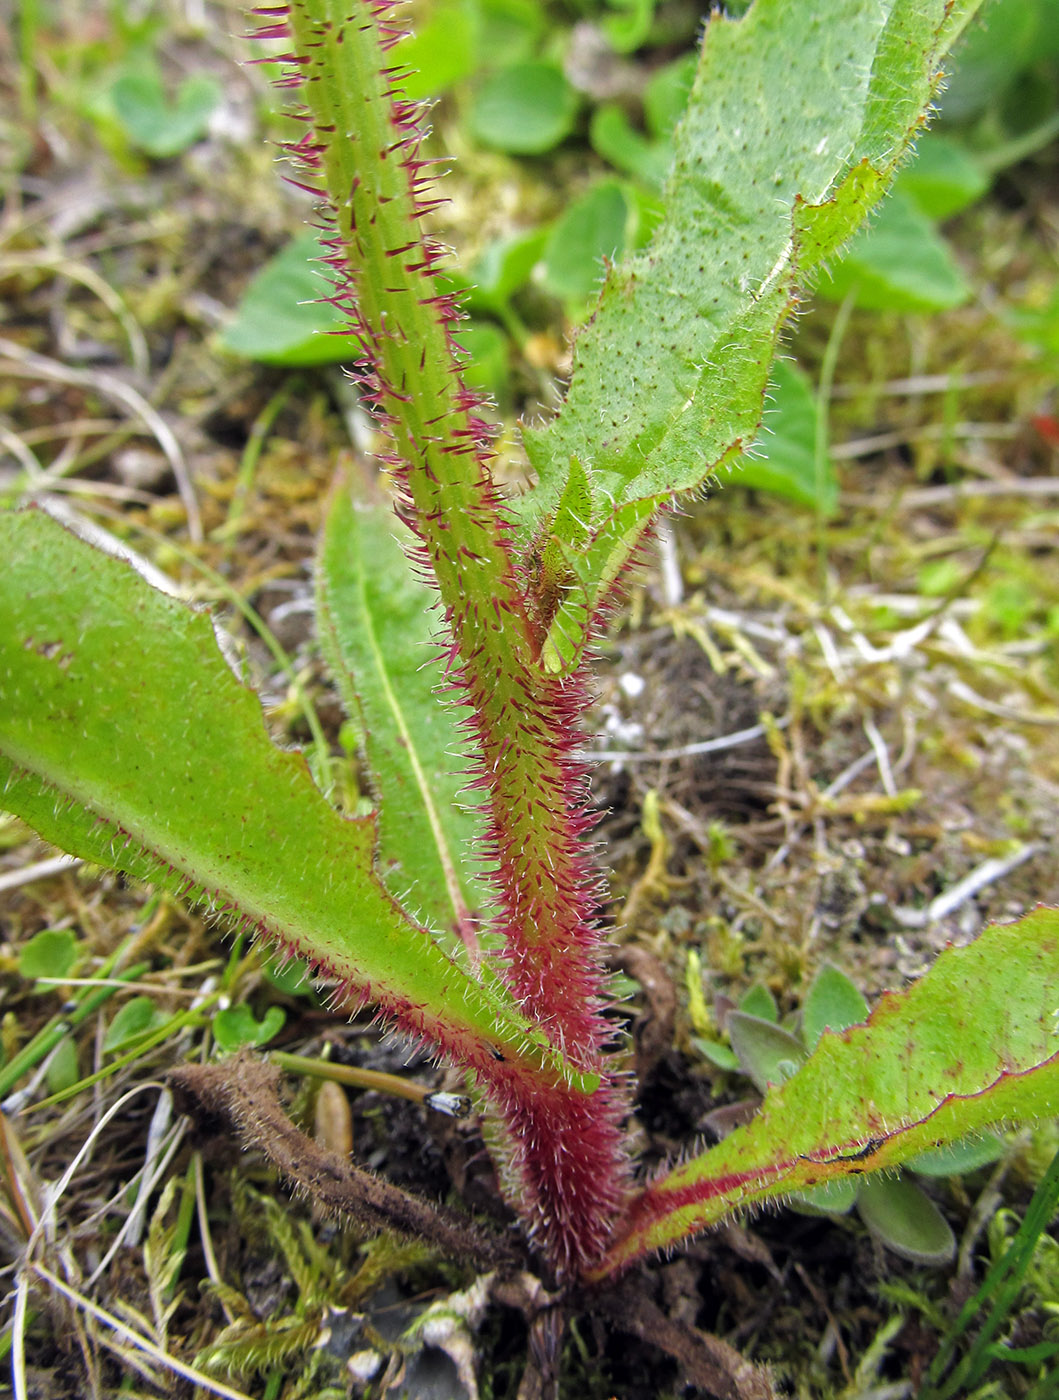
(28, 1263, 255, 1400)
(0, 337, 201, 540)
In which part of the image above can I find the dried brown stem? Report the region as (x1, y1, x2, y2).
(582, 1276, 776, 1400)
(169, 1055, 517, 1272)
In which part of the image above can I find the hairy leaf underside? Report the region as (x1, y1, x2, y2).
(595, 909, 1059, 1277)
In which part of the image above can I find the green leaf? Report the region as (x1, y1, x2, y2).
(594, 908, 1059, 1276)
(737, 359, 837, 514)
(789, 1175, 860, 1216)
(466, 227, 548, 313)
(517, 0, 981, 674)
(455, 320, 509, 400)
(728, 1011, 808, 1095)
(856, 1175, 956, 1264)
(45, 1038, 80, 1096)
(18, 928, 79, 982)
(477, 0, 544, 65)
(738, 984, 778, 1023)
(802, 961, 870, 1050)
(691, 1036, 740, 1072)
(262, 953, 315, 999)
(104, 996, 168, 1053)
(109, 64, 221, 158)
(894, 134, 989, 219)
(937, 0, 1039, 122)
(316, 485, 493, 943)
(540, 181, 630, 303)
(603, 0, 656, 54)
(642, 53, 696, 139)
(221, 232, 350, 368)
(816, 189, 971, 312)
(0, 509, 591, 1094)
(590, 106, 673, 191)
(469, 61, 578, 154)
(907, 1132, 1006, 1177)
(394, 0, 476, 98)
(213, 1004, 286, 1052)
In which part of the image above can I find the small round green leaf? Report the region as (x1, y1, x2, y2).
(788, 1176, 859, 1216)
(468, 227, 548, 311)
(937, 0, 1040, 122)
(453, 320, 509, 400)
(111, 68, 221, 159)
(727, 1011, 808, 1095)
(856, 1175, 956, 1265)
(45, 1038, 81, 1096)
(590, 106, 673, 190)
(478, 0, 544, 65)
(691, 1036, 741, 1072)
(18, 927, 79, 982)
(643, 52, 696, 139)
(802, 961, 870, 1050)
(104, 996, 168, 1053)
(469, 62, 578, 155)
(541, 182, 629, 303)
(263, 954, 315, 999)
(894, 134, 989, 220)
(907, 1131, 1006, 1178)
(816, 190, 971, 313)
(740, 359, 837, 515)
(213, 1004, 286, 1053)
(221, 233, 350, 367)
(393, 1, 475, 99)
(738, 984, 778, 1023)
(603, 0, 655, 54)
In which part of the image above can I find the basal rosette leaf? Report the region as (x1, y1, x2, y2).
(0, 508, 592, 1094)
(593, 908, 1059, 1277)
(317, 482, 493, 946)
(520, 0, 983, 674)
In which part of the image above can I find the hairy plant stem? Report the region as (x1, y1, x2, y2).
(271, 0, 628, 1273)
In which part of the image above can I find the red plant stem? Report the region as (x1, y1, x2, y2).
(262, 0, 630, 1273)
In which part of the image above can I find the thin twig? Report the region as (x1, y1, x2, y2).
(893, 844, 1041, 929)
(580, 716, 788, 764)
(270, 1051, 472, 1117)
(842, 475, 1059, 503)
(0, 854, 83, 895)
(830, 370, 1010, 398)
(193, 1150, 236, 1324)
(0, 337, 201, 540)
(0, 249, 149, 374)
(948, 678, 1059, 727)
(832, 420, 1017, 461)
(11, 1269, 30, 1400)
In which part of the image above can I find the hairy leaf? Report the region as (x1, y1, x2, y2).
(856, 1175, 955, 1265)
(0, 508, 590, 1093)
(594, 908, 1059, 1276)
(802, 961, 870, 1049)
(316, 484, 491, 944)
(519, 0, 982, 673)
